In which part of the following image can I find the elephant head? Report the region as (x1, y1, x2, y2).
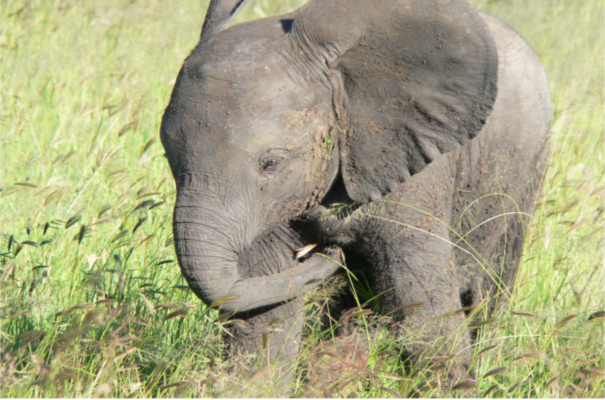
(160, 0, 498, 314)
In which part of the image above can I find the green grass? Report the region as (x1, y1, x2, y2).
(1, 0, 603, 397)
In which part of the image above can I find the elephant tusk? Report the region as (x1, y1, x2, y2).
(296, 243, 318, 259)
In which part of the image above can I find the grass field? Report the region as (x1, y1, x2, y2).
(1, 0, 603, 397)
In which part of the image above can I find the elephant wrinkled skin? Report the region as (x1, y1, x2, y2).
(160, 0, 551, 385)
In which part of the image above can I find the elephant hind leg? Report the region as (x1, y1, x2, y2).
(454, 199, 529, 308)
(482, 217, 526, 316)
(453, 193, 531, 350)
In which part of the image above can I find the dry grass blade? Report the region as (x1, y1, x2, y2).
(544, 377, 558, 389)
(296, 243, 318, 259)
(342, 307, 374, 319)
(210, 293, 240, 308)
(163, 308, 189, 321)
(513, 352, 544, 361)
(1, 261, 16, 282)
(93, 383, 113, 398)
(581, 366, 605, 377)
(137, 191, 162, 199)
(118, 121, 137, 137)
(140, 292, 155, 315)
(74, 303, 96, 310)
(303, 278, 323, 286)
(92, 216, 113, 226)
(376, 350, 400, 358)
(381, 386, 403, 398)
(316, 351, 339, 359)
(156, 302, 180, 310)
(55, 302, 95, 317)
(14, 182, 38, 188)
(245, 369, 270, 383)
(54, 309, 73, 317)
(430, 364, 446, 372)
(483, 367, 507, 378)
(132, 217, 147, 233)
(73, 224, 87, 244)
(349, 308, 374, 318)
(512, 311, 540, 318)
(437, 306, 471, 319)
(222, 319, 249, 328)
(82, 309, 103, 325)
(508, 380, 525, 393)
(97, 204, 112, 217)
(426, 355, 455, 367)
(393, 302, 425, 311)
(138, 233, 156, 246)
(161, 381, 188, 390)
(17, 330, 46, 341)
(149, 200, 165, 210)
(483, 367, 506, 378)
(140, 138, 156, 156)
(65, 209, 85, 229)
(554, 314, 578, 330)
(7, 234, 14, 251)
(111, 230, 128, 243)
(470, 317, 496, 328)
(476, 344, 502, 358)
(132, 200, 154, 213)
(482, 384, 499, 397)
(587, 311, 604, 323)
(95, 299, 117, 305)
(451, 380, 477, 390)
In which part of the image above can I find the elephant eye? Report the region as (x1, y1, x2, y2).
(259, 151, 286, 176)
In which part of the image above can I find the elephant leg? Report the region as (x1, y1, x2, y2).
(454, 202, 528, 316)
(223, 297, 305, 386)
(356, 163, 475, 381)
(222, 239, 343, 388)
(451, 113, 549, 322)
(371, 234, 473, 381)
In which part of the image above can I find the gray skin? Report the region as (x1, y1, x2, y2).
(160, 0, 550, 383)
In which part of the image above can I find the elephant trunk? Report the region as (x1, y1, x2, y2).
(173, 192, 240, 309)
(173, 189, 341, 314)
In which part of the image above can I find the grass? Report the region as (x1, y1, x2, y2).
(1, 0, 603, 397)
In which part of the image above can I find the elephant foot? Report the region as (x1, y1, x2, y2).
(300, 330, 371, 397)
(223, 297, 305, 388)
(391, 313, 476, 396)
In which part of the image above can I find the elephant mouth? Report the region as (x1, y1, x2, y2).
(235, 221, 336, 280)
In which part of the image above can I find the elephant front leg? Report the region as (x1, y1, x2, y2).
(223, 297, 305, 386)
(383, 257, 472, 380)
(363, 215, 474, 383)
(223, 246, 343, 388)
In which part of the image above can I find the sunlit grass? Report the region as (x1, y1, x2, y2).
(1, 0, 603, 397)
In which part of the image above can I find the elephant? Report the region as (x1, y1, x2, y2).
(160, 0, 551, 386)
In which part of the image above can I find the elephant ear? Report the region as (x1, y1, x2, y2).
(291, 0, 498, 202)
(201, 0, 252, 41)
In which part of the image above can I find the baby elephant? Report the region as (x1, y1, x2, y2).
(160, 0, 550, 385)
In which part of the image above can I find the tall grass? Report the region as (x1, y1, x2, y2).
(1, 0, 603, 397)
